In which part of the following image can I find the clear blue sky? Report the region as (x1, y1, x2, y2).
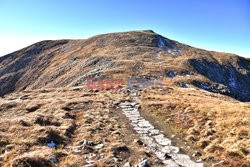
(0, 0, 249, 57)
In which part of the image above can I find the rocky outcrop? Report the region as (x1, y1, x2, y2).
(189, 58, 250, 102)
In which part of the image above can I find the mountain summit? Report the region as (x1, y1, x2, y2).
(0, 30, 249, 101)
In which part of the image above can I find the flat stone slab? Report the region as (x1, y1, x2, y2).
(153, 134, 172, 146)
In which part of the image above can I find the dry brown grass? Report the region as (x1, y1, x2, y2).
(0, 87, 163, 167)
(140, 86, 250, 166)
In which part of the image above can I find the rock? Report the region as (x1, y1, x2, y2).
(84, 153, 96, 159)
(135, 139, 144, 146)
(49, 155, 58, 163)
(153, 134, 171, 146)
(95, 143, 104, 149)
(77, 140, 94, 147)
(170, 154, 203, 167)
(136, 159, 149, 167)
(73, 145, 83, 153)
(85, 140, 95, 147)
(205, 120, 213, 127)
(162, 146, 179, 154)
(212, 160, 225, 167)
(113, 100, 121, 106)
(192, 151, 202, 157)
(5, 144, 15, 151)
(180, 83, 189, 88)
(98, 153, 106, 159)
(73, 140, 95, 153)
(123, 162, 130, 167)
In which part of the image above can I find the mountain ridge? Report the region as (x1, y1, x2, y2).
(0, 30, 249, 102)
